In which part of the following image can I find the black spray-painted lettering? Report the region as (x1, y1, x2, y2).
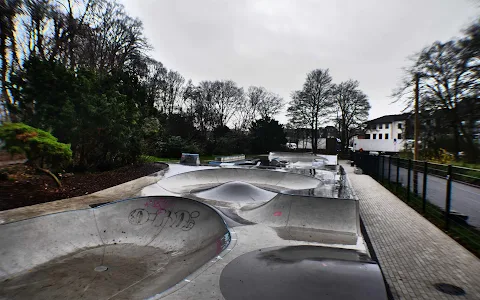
(128, 208, 200, 231)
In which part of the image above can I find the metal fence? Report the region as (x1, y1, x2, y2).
(354, 153, 480, 253)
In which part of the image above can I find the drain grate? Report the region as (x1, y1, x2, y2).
(434, 283, 465, 296)
(94, 266, 108, 272)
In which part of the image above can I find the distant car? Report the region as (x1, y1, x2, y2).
(286, 143, 297, 150)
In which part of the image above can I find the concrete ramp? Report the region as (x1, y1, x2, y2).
(269, 152, 338, 167)
(238, 194, 359, 245)
(0, 196, 230, 300)
(157, 168, 321, 193)
(195, 181, 277, 204)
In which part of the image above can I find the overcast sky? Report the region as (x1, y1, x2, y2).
(119, 0, 478, 123)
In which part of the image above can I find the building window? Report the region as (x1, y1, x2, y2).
(365, 134, 371, 139)
(385, 134, 389, 139)
(385, 123, 389, 129)
(398, 123, 402, 129)
(373, 134, 377, 139)
(378, 124, 382, 129)
(398, 133, 402, 139)
(379, 134, 383, 139)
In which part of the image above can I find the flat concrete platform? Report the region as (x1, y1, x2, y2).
(0, 163, 389, 300)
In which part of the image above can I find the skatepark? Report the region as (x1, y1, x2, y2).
(0, 154, 389, 300)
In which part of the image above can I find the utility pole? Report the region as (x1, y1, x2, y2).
(413, 73, 420, 195)
(414, 73, 420, 160)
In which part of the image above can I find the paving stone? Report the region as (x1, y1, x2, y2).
(344, 162, 480, 300)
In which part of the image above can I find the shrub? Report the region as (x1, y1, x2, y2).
(157, 136, 200, 158)
(250, 117, 287, 154)
(0, 123, 72, 170)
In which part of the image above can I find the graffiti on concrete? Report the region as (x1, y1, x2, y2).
(144, 198, 173, 210)
(128, 208, 200, 231)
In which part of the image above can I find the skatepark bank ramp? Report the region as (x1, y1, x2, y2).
(238, 193, 359, 245)
(157, 168, 322, 193)
(0, 196, 230, 300)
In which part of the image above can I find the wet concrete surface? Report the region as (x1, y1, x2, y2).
(220, 245, 387, 300)
(0, 243, 218, 300)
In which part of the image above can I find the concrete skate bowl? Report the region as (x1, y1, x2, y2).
(0, 196, 230, 300)
(155, 167, 360, 245)
(237, 193, 360, 245)
(157, 168, 322, 194)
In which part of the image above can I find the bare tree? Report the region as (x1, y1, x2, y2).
(157, 70, 185, 115)
(235, 86, 284, 130)
(183, 80, 217, 137)
(76, 0, 148, 73)
(287, 69, 333, 153)
(213, 80, 244, 128)
(258, 91, 283, 119)
(332, 80, 371, 151)
(393, 32, 479, 160)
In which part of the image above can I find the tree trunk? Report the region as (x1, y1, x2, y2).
(37, 167, 62, 187)
(310, 124, 316, 153)
(313, 115, 319, 154)
(0, 31, 11, 120)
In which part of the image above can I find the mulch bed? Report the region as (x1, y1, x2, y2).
(0, 162, 168, 211)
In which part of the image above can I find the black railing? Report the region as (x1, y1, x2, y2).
(354, 153, 480, 255)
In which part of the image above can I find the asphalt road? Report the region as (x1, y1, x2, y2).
(384, 165, 480, 228)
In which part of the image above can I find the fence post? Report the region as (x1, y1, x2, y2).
(413, 161, 419, 195)
(396, 157, 400, 192)
(369, 155, 372, 177)
(378, 156, 381, 179)
(388, 156, 392, 183)
(422, 161, 428, 214)
(445, 164, 453, 230)
(381, 156, 385, 182)
(407, 159, 412, 202)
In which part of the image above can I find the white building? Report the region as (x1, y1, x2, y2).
(352, 113, 411, 153)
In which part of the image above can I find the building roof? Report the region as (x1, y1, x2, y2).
(366, 113, 411, 124)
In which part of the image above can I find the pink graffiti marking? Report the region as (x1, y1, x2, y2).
(273, 211, 282, 217)
(144, 199, 173, 211)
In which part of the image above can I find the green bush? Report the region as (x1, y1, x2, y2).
(157, 136, 200, 158)
(0, 123, 72, 170)
(250, 117, 287, 154)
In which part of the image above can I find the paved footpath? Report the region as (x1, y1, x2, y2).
(343, 162, 480, 300)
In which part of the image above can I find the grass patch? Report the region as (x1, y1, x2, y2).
(376, 177, 480, 258)
(200, 155, 215, 162)
(451, 161, 480, 169)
